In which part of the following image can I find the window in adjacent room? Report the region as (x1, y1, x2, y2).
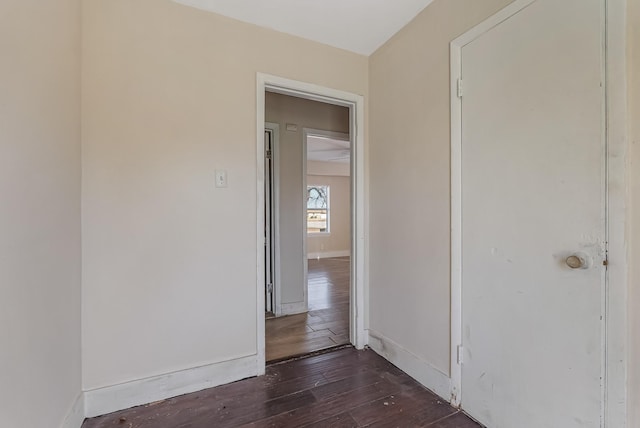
(307, 185, 329, 234)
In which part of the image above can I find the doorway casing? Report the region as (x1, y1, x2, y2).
(264, 122, 281, 316)
(256, 73, 367, 374)
(449, 0, 628, 426)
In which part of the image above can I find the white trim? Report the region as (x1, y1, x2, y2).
(256, 73, 367, 366)
(280, 301, 309, 316)
(307, 232, 331, 236)
(351, 87, 366, 350)
(302, 129, 309, 312)
(307, 250, 351, 260)
(449, 0, 628, 423)
(449, 19, 464, 408)
(600, 1, 610, 424)
(265, 122, 282, 317)
(61, 393, 85, 428)
(368, 329, 451, 400)
(256, 88, 267, 376)
(603, 0, 628, 426)
(84, 354, 257, 418)
(305, 128, 350, 142)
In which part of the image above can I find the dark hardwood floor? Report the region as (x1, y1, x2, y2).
(266, 257, 350, 362)
(82, 347, 481, 428)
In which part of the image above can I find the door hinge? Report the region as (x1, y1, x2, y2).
(457, 78, 463, 98)
(266, 150, 272, 159)
(457, 345, 464, 365)
(267, 283, 273, 293)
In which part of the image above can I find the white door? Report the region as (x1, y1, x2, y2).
(460, 1, 605, 427)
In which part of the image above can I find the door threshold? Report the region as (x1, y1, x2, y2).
(267, 344, 353, 366)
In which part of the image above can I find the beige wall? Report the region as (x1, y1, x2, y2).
(0, 0, 82, 427)
(82, 0, 366, 390)
(368, 0, 513, 375)
(4, 0, 632, 422)
(628, 0, 639, 424)
(370, 2, 635, 423)
(307, 175, 351, 258)
(264, 92, 350, 306)
(308, 160, 350, 177)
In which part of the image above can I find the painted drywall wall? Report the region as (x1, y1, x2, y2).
(264, 92, 350, 307)
(368, 0, 512, 376)
(628, 0, 639, 425)
(307, 160, 350, 177)
(0, 0, 83, 427)
(307, 175, 351, 259)
(82, 0, 366, 392)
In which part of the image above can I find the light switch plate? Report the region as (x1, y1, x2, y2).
(215, 170, 227, 188)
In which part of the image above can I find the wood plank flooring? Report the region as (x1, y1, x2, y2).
(266, 257, 350, 362)
(82, 347, 482, 428)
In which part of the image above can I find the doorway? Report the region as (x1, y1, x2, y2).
(305, 127, 352, 325)
(256, 74, 366, 370)
(450, 0, 621, 426)
(263, 94, 351, 362)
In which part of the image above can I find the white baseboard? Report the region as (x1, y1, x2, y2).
(307, 250, 350, 260)
(280, 301, 308, 315)
(84, 354, 257, 418)
(367, 329, 451, 401)
(61, 392, 85, 428)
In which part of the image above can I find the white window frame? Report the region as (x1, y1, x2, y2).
(307, 184, 330, 235)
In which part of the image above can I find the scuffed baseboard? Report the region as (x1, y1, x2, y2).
(84, 354, 257, 418)
(280, 301, 308, 316)
(367, 329, 452, 401)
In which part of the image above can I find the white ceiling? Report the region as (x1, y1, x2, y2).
(307, 135, 350, 163)
(172, 0, 434, 55)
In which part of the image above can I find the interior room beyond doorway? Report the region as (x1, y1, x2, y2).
(264, 92, 352, 362)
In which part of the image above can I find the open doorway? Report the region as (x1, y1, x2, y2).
(305, 128, 351, 326)
(256, 73, 366, 372)
(263, 93, 351, 362)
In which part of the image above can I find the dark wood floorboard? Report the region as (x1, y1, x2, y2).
(82, 347, 482, 428)
(266, 257, 350, 361)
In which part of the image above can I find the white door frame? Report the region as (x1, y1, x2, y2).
(256, 73, 367, 374)
(264, 122, 282, 316)
(449, 0, 628, 426)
